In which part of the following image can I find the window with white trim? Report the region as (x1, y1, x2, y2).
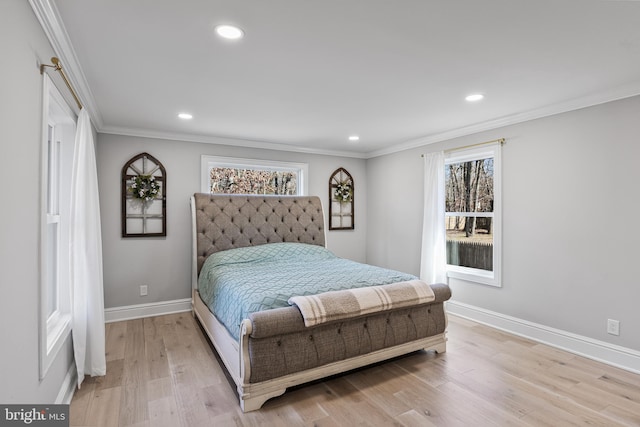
(201, 156, 308, 195)
(40, 75, 75, 378)
(445, 144, 502, 286)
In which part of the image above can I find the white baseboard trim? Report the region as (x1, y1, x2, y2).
(446, 300, 640, 375)
(56, 363, 77, 404)
(104, 298, 192, 323)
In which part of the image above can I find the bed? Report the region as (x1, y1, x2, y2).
(191, 193, 451, 411)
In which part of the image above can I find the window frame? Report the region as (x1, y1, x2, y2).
(40, 75, 75, 379)
(444, 143, 502, 287)
(200, 155, 309, 196)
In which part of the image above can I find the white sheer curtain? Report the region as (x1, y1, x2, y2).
(420, 152, 448, 284)
(70, 108, 106, 387)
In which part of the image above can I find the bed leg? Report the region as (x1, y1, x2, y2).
(433, 342, 447, 354)
(426, 335, 447, 354)
(239, 389, 287, 412)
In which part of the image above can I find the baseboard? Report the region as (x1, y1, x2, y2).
(446, 300, 640, 375)
(104, 298, 192, 323)
(56, 363, 77, 404)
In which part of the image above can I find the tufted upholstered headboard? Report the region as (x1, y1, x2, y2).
(191, 193, 326, 278)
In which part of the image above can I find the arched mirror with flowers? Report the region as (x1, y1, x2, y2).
(121, 152, 166, 237)
(329, 167, 354, 230)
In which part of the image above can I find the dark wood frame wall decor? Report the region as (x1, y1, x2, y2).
(121, 152, 167, 237)
(328, 167, 354, 230)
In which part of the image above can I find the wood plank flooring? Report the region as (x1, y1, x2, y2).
(70, 312, 640, 426)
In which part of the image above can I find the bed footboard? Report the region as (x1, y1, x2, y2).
(244, 283, 450, 384)
(233, 284, 450, 411)
(195, 284, 451, 412)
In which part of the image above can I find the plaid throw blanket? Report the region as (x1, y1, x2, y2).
(288, 280, 435, 327)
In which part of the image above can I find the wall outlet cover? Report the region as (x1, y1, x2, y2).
(607, 319, 620, 336)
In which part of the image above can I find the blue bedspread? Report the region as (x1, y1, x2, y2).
(197, 243, 417, 340)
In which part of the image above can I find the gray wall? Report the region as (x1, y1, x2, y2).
(0, 0, 74, 403)
(96, 134, 367, 308)
(367, 95, 640, 351)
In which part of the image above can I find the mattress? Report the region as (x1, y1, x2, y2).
(197, 242, 417, 340)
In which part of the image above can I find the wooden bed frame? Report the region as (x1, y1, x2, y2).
(190, 194, 449, 412)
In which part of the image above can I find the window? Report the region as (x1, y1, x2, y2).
(40, 75, 75, 378)
(201, 156, 308, 195)
(445, 144, 502, 286)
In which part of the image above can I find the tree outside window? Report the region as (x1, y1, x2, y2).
(209, 167, 298, 195)
(200, 156, 308, 196)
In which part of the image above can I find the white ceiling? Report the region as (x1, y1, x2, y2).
(45, 0, 640, 157)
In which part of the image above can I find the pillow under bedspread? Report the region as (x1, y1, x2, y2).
(197, 242, 417, 341)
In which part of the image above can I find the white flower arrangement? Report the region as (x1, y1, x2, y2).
(334, 181, 353, 203)
(129, 174, 160, 202)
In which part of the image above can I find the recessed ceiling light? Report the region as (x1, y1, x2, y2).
(348, 135, 360, 142)
(178, 113, 193, 120)
(215, 25, 244, 40)
(465, 94, 484, 102)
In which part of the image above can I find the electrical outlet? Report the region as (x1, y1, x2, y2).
(140, 285, 148, 296)
(607, 319, 620, 336)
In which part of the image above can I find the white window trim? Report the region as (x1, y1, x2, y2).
(40, 75, 75, 379)
(200, 155, 309, 195)
(445, 143, 502, 287)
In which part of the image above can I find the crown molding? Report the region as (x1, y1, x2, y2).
(98, 85, 640, 160)
(29, 0, 103, 128)
(366, 83, 640, 159)
(100, 125, 368, 159)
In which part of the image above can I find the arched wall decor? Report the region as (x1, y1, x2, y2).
(328, 167, 354, 230)
(121, 152, 166, 237)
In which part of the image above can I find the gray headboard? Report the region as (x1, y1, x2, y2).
(191, 193, 326, 276)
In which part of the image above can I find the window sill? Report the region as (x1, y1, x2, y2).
(447, 267, 501, 287)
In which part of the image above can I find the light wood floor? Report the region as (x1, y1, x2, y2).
(70, 312, 640, 426)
